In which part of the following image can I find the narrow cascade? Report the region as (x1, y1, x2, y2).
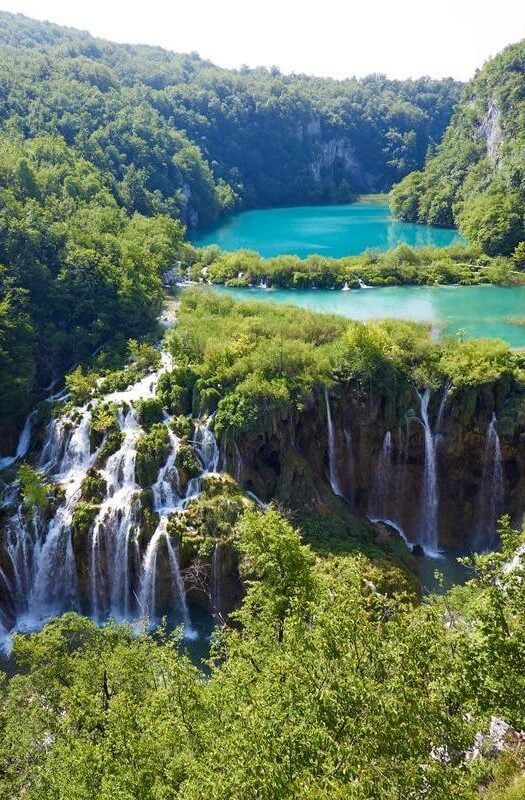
(184, 417, 220, 503)
(0, 410, 37, 470)
(138, 517, 191, 631)
(23, 408, 95, 626)
(368, 431, 394, 522)
(89, 408, 141, 622)
(195, 417, 220, 473)
(211, 541, 223, 617)
(324, 390, 344, 498)
(473, 414, 504, 551)
(417, 389, 440, 556)
(152, 430, 181, 511)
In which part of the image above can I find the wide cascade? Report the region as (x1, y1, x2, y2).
(0, 356, 221, 643)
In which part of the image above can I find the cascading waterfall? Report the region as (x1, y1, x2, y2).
(137, 428, 192, 633)
(0, 355, 219, 643)
(0, 410, 37, 471)
(473, 414, 504, 551)
(4, 408, 97, 629)
(368, 431, 394, 520)
(89, 408, 141, 621)
(325, 390, 344, 498)
(417, 389, 440, 557)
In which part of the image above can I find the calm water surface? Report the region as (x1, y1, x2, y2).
(213, 284, 525, 347)
(192, 203, 464, 258)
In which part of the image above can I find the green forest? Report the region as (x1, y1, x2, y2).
(0, 11, 524, 800)
(390, 39, 525, 258)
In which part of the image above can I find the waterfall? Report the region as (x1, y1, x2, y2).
(152, 430, 181, 512)
(138, 517, 191, 633)
(0, 352, 221, 641)
(368, 431, 393, 520)
(195, 417, 220, 474)
(183, 417, 220, 504)
(473, 414, 504, 551)
(23, 408, 95, 626)
(325, 390, 344, 498)
(0, 410, 37, 470)
(89, 408, 141, 621)
(417, 389, 440, 557)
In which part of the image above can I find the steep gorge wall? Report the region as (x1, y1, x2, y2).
(228, 382, 525, 551)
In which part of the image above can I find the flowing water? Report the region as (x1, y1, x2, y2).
(417, 389, 440, 557)
(473, 415, 504, 551)
(192, 202, 463, 258)
(324, 391, 344, 498)
(0, 357, 220, 650)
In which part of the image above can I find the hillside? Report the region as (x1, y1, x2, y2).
(390, 39, 525, 257)
(0, 12, 461, 227)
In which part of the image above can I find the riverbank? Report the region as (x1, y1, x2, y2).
(182, 242, 524, 290)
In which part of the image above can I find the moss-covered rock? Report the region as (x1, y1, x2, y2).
(95, 429, 123, 467)
(136, 398, 164, 431)
(170, 415, 193, 439)
(135, 423, 170, 487)
(80, 468, 107, 503)
(71, 501, 100, 539)
(174, 442, 201, 492)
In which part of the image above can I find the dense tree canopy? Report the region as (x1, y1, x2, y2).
(0, 508, 524, 799)
(0, 11, 461, 225)
(0, 135, 182, 447)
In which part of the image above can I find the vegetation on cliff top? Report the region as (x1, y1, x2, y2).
(163, 289, 525, 437)
(390, 39, 525, 258)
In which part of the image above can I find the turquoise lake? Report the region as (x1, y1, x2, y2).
(192, 203, 464, 258)
(212, 284, 525, 348)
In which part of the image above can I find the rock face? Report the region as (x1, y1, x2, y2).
(228, 383, 525, 552)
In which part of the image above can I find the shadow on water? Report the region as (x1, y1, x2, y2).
(417, 551, 474, 596)
(0, 602, 216, 679)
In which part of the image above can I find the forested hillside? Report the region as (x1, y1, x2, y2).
(0, 12, 461, 224)
(391, 39, 525, 257)
(0, 11, 462, 444)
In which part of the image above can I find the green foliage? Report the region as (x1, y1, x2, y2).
(136, 397, 164, 431)
(1, 509, 525, 799)
(80, 469, 107, 504)
(186, 242, 518, 289)
(157, 367, 197, 415)
(71, 500, 99, 538)
(0, 134, 183, 441)
(135, 423, 170, 487)
(437, 338, 519, 388)
(170, 289, 338, 436)
(175, 442, 202, 480)
(127, 339, 161, 371)
(17, 463, 50, 511)
(65, 367, 98, 406)
(390, 40, 525, 256)
(174, 290, 524, 439)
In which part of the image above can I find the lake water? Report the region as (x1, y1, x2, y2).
(192, 203, 464, 258)
(213, 284, 525, 348)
